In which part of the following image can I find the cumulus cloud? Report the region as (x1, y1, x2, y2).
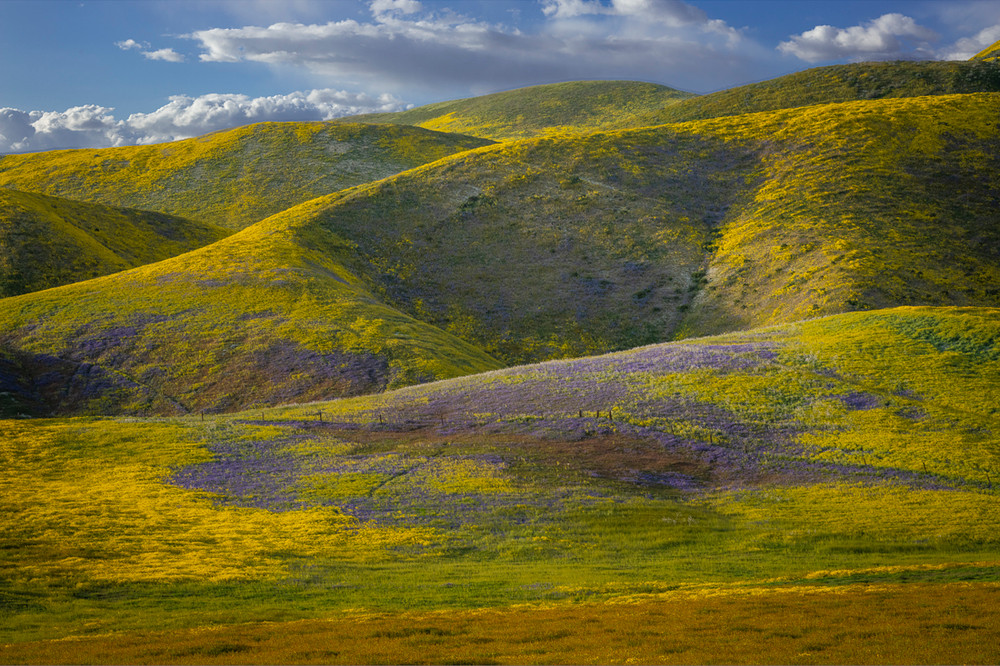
(778, 13, 938, 62)
(116, 38, 147, 50)
(370, 0, 423, 17)
(542, 0, 709, 26)
(0, 89, 408, 154)
(143, 47, 185, 62)
(125, 89, 406, 143)
(117, 38, 186, 62)
(186, 0, 770, 97)
(938, 23, 1000, 60)
(0, 106, 126, 153)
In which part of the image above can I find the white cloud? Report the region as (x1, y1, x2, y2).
(0, 108, 37, 152)
(938, 23, 1000, 60)
(116, 38, 147, 50)
(370, 0, 423, 17)
(778, 13, 939, 63)
(185, 0, 766, 97)
(0, 89, 408, 154)
(143, 48, 185, 62)
(125, 89, 406, 143)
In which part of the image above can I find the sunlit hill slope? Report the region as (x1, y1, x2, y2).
(345, 80, 695, 141)
(2, 305, 998, 662)
(639, 58, 1000, 124)
(0, 122, 492, 230)
(264, 93, 1000, 362)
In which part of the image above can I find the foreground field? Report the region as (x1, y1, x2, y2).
(3, 583, 998, 664)
(1, 307, 998, 663)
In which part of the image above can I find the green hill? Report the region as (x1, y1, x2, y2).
(344, 80, 694, 141)
(0, 188, 227, 298)
(0, 202, 501, 417)
(0, 122, 492, 230)
(1, 92, 997, 416)
(636, 59, 1000, 125)
(268, 93, 1000, 364)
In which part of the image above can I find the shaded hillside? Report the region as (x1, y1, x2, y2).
(0, 206, 501, 417)
(269, 93, 1000, 363)
(0, 188, 227, 297)
(0, 122, 492, 230)
(345, 80, 694, 141)
(636, 59, 1000, 125)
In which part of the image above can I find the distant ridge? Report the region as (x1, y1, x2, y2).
(343, 81, 694, 141)
(0, 188, 226, 297)
(0, 122, 492, 230)
(636, 59, 1000, 124)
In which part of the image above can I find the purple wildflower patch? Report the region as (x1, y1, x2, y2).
(838, 392, 884, 410)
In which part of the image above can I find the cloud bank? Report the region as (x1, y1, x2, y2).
(186, 0, 772, 97)
(777, 12, 1000, 63)
(778, 13, 938, 62)
(0, 90, 407, 154)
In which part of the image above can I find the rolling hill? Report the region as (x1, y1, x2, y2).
(248, 93, 1000, 363)
(0, 202, 501, 417)
(0, 122, 492, 230)
(1, 55, 1000, 664)
(1, 90, 998, 416)
(638, 58, 1000, 125)
(0, 188, 227, 298)
(343, 80, 695, 140)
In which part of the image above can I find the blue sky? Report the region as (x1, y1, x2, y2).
(1, 0, 999, 152)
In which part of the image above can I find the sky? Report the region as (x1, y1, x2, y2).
(1, 0, 999, 153)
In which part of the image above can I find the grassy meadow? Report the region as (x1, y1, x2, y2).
(2, 307, 998, 663)
(2, 55, 1000, 663)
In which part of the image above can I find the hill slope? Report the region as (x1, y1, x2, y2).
(261, 93, 1000, 364)
(636, 59, 1000, 125)
(344, 80, 694, 140)
(0, 188, 227, 297)
(0, 203, 501, 417)
(1, 92, 997, 416)
(1, 306, 997, 658)
(973, 39, 1000, 62)
(0, 122, 492, 230)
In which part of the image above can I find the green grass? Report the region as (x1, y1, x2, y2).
(0, 307, 997, 657)
(0, 188, 228, 297)
(0, 122, 492, 230)
(345, 80, 694, 141)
